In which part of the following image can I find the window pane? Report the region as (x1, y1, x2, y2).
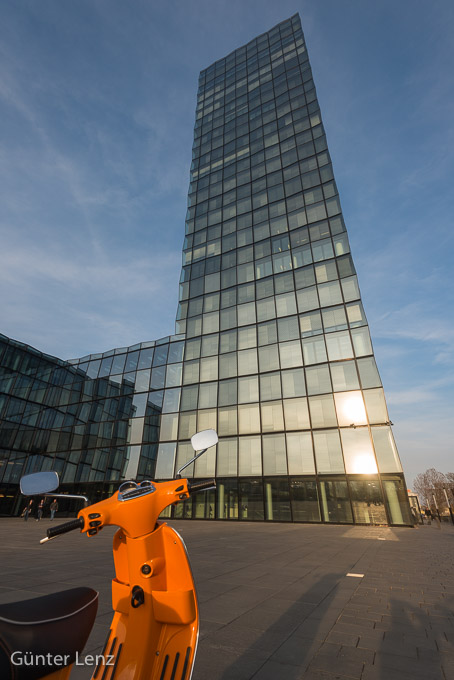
(165, 363, 182, 387)
(217, 438, 238, 476)
(382, 477, 412, 525)
(319, 480, 353, 522)
(155, 443, 176, 479)
(283, 398, 310, 430)
(220, 330, 237, 353)
(238, 375, 259, 403)
(239, 479, 264, 521)
(371, 427, 402, 473)
(351, 327, 373, 356)
(357, 357, 382, 389)
(318, 281, 342, 306)
(278, 316, 300, 341)
(238, 348, 258, 375)
(290, 479, 320, 521)
(261, 401, 284, 432)
(197, 408, 217, 434)
(180, 385, 198, 411)
(217, 406, 238, 436)
(201, 334, 219, 357)
(281, 368, 306, 397)
(259, 344, 280, 371)
(257, 297, 276, 322)
(197, 382, 217, 409)
(334, 391, 367, 426)
(296, 286, 319, 312)
(258, 320, 278, 345)
(260, 372, 282, 401)
(237, 302, 257, 326)
(238, 404, 261, 434)
(262, 434, 287, 475)
(286, 432, 315, 474)
(162, 388, 181, 413)
(314, 430, 345, 473)
(302, 337, 327, 365)
(275, 292, 297, 317)
(340, 428, 377, 474)
(238, 436, 262, 475)
(341, 276, 360, 301)
(200, 356, 218, 382)
(330, 361, 359, 391)
(183, 360, 199, 385)
(219, 352, 237, 379)
(322, 306, 348, 332)
(305, 365, 332, 395)
(325, 331, 354, 361)
(178, 412, 196, 440)
(363, 388, 388, 424)
(299, 311, 322, 337)
(160, 414, 179, 441)
(346, 301, 366, 327)
(349, 480, 387, 525)
(238, 326, 257, 350)
(309, 394, 337, 427)
(264, 478, 291, 521)
(218, 379, 237, 406)
(279, 340, 303, 368)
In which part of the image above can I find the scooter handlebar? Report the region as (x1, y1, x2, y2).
(46, 517, 85, 539)
(187, 479, 216, 494)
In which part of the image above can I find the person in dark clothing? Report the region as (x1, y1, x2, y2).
(36, 498, 44, 521)
(23, 500, 34, 521)
(50, 499, 59, 520)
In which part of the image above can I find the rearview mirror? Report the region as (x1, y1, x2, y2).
(20, 471, 59, 496)
(191, 429, 218, 452)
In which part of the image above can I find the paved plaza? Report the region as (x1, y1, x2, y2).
(0, 517, 453, 680)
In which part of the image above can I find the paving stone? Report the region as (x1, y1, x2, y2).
(308, 651, 364, 678)
(337, 614, 375, 629)
(361, 663, 444, 680)
(326, 631, 359, 647)
(270, 632, 322, 667)
(357, 634, 384, 651)
(374, 651, 444, 678)
(301, 670, 359, 680)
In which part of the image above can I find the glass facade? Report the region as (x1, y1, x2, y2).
(0, 14, 412, 525)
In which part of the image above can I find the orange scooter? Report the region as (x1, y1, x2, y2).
(0, 429, 218, 680)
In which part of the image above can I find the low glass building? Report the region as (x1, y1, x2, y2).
(0, 14, 412, 525)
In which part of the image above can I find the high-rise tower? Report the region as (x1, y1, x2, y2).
(156, 13, 410, 524)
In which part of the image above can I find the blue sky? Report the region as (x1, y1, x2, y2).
(0, 0, 453, 486)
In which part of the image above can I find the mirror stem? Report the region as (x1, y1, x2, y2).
(176, 449, 207, 478)
(40, 492, 90, 507)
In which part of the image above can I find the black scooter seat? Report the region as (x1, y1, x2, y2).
(0, 587, 98, 680)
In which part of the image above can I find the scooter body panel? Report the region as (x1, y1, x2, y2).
(92, 523, 198, 680)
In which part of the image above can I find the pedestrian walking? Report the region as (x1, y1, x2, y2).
(23, 500, 33, 521)
(50, 499, 59, 521)
(36, 499, 44, 521)
(425, 508, 432, 525)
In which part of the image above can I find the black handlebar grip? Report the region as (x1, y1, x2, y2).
(47, 517, 84, 539)
(187, 479, 216, 494)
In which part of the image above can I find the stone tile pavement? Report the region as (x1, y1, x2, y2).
(0, 518, 453, 679)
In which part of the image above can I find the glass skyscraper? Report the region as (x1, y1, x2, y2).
(0, 15, 412, 525)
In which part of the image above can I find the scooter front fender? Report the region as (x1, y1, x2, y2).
(92, 522, 198, 680)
